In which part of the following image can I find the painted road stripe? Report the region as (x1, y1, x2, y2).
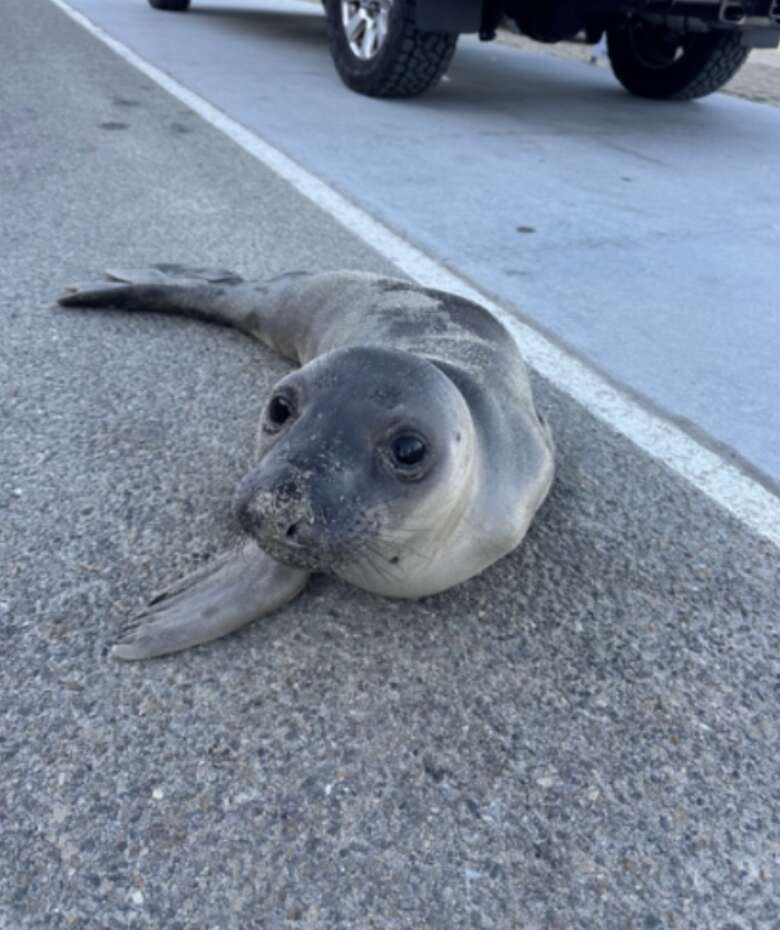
(50, 0, 780, 549)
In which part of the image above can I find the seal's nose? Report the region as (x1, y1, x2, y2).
(233, 466, 312, 544)
(233, 467, 269, 535)
(285, 521, 302, 544)
(234, 490, 264, 536)
(276, 478, 299, 500)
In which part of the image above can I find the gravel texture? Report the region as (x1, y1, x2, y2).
(2, 2, 779, 928)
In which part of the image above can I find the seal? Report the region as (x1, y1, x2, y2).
(59, 266, 554, 660)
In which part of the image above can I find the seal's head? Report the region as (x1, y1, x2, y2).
(234, 345, 478, 597)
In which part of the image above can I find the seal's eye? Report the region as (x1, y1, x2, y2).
(267, 394, 294, 428)
(391, 434, 427, 468)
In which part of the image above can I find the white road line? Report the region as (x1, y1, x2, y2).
(50, 0, 780, 549)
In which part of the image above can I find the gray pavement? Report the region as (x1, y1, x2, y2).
(2, 1, 780, 929)
(58, 0, 780, 492)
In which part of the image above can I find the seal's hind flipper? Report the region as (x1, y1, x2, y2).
(59, 280, 140, 308)
(112, 541, 309, 660)
(58, 264, 244, 309)
(105, 264, 244, 286)
(56, 264, 263, 332)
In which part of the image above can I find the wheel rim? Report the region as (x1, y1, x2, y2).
(340, 0, 393, 60)
(626, 21, 689, 70)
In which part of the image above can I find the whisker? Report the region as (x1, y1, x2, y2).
(369, 534, 431, 565)
(361, 546, 400, 584)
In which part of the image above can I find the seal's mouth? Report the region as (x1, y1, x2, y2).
(235, 485, 357, 572)
(233, 463, 393, 576)
(252, 532, 338, 572)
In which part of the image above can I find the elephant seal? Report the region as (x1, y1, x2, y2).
(59, 266, 554, 660)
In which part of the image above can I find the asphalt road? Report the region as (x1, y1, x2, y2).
(1, 2, 779, 929)
(57, 0, 780, 489)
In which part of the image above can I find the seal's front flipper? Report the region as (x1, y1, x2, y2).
(112, 541, 309, 661)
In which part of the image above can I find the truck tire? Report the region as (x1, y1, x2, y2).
(148, 0, 191, 11)
(606, 21, 749, 100)
(324, 0, 458, 98)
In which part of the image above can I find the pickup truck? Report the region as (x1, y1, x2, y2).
(148, 0, 780, 100)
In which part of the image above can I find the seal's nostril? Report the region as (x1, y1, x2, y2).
(278, 479, 299, 499)
(286, 522, 299, 540)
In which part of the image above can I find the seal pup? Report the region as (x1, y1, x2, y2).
(59, 266, 554, 660)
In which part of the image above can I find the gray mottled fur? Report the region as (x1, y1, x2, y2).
(59, 266, 554, 660)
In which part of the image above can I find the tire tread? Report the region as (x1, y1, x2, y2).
(327, 0, 457, 98)
(607, 26, 749, 101)
(670, 33, 748, 101)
